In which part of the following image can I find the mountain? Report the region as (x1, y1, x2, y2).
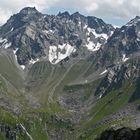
(0, 7, 114, 66)
(105, 16, 140, 64)
(0, 7, 140, 140)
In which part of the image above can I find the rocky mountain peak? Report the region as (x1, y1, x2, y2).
(105, 16, 140, 63)
(71, 11, 83, 17)
(0, 7, 115, 67)
(126, 16, 140, 27)
(57, 11, 70, 18)
(17, 7, 43, 22)
(19, 7, 40, 15)
(70, 12, 86, 23)
(0, 7, 43, 35)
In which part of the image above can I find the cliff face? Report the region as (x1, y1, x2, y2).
(0, 7, 114, 66)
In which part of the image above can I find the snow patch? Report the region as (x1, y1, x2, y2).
(49, 30, 55, 33)
(113, 25, 120, 28)
(87, 27, 109, 40)
(42, 30, 49, 34)
(10, 28, 14, 32)
(86, 38, 102, 52)
(110, 31, 114, 36)
(100, 69, 108, 75)
(122, 54, 129, 62)
(4, 42, 11, 49)
(99, 94, 103, 99)
(43, 29, 54, 34)
(49, 45, 57, 63)
(0, 38, 11, 49)
(13, 48, 38, 70)
(13, 48, 19, 61)
(49, 44, 76, 64)
(0, 38, 7, 43)
(83, 24, 88, 29)
(29, 58, 39, 64)
(78, 21, 81, 26)
(13, 48, 25, 70)
(13, 48, 19, 54)
(20, 65, 25, 70)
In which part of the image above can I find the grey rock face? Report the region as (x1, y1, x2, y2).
(95, 57, 140, 97)
(0, 7, 114, 65)
(106, 16, 140, 60)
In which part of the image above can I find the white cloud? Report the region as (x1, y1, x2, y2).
(85, 2, 99, 13)
(0, 0, 140, 25)
(0, 0, 58, 25)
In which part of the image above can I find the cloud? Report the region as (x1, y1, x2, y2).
(51, 0, 140, 19)
(0, 0, 140, 25)
(0, 0, 57, 25)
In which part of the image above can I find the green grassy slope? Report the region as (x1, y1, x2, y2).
(0, 51, 140, 140)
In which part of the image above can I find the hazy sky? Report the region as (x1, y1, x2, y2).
(0, 0, 140, 26)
